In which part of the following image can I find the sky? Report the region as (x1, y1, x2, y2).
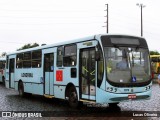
(0, 0, 159, 54)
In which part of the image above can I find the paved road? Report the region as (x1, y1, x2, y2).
(0, 82, 159, 120)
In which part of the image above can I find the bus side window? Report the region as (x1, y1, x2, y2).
(16, 53, 23, 68)
(63, 44, 77, 66)
(57, 46, 63, 67)
(23, 52, 31, 68)
(32, 50, 42, 68)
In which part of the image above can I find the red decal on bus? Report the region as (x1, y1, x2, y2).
(56, 70, 63, 81)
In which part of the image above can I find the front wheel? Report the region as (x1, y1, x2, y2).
(68, 86, 79, 108)
(109, 102, 119, 107)
(108, 103, 121, 111)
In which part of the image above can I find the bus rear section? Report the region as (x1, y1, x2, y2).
(0, 58, 6, 85)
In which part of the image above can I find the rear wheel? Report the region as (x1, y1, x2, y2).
(68, 86, 79, 108)
(18, 82, 25, 97)
(2, 77, 5, 86)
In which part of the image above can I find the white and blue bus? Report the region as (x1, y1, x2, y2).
(0, 57, 6, 85)
(5, 34, 151, 108)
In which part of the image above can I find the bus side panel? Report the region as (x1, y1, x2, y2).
(54, 85, 66, 99)
(5, 80, 9, 88)
(15, 69, 42, 83)
(54, 67, 79, 99)
(5, 68, 9, 88)
(14, 68, 43, 95)
(54, 67, 79, 86)
(24, 83, 43, 95)
(45, 72, 50, 94)
(14, 81, 18, 90)
(49, 72, 54, 95)
(10, 73, 15, 88)
(0, 73, 2, 82)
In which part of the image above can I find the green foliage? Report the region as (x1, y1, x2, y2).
(17, 43, 39, 51)
(150, 50, 160, 55)
(1, 52, 7, 57)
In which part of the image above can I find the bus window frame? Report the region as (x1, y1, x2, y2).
(57, 46, 63, 67)
(16, 53, 23, 68)
(32, 50, 42, 68)
(63, 44, 77, 67)
(16, 50, 42, 69)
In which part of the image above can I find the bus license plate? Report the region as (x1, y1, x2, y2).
(128, 94, 136, 99)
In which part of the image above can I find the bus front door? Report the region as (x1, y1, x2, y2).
(9, 58, 15, 88)
(44, 53, 54, 95)
(80, 48, 96, 101)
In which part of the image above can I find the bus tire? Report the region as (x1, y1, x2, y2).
(68, 86, 79, 108)
(18, 81, 25, 97)
(109, 102, 119, 107)
(109, 102, 121, 112)
(2, 76, 5, 86)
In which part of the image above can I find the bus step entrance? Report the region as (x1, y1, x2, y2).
(80, 99, 96, 104)
(44, 94, 54, 99)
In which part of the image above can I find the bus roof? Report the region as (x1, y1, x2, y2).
(7, 35, 96, 56)
(7, 34, 144, 56)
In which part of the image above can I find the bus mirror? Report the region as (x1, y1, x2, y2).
(95, 51, 100, 61)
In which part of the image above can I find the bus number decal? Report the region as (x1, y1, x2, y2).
(21, 73, 33, 77)
(56, 70, 63, 82)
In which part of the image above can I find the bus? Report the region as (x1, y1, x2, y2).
(150, 55, 160, 79)
(0, 57, 6, 85)
(5, 34, 151, 108)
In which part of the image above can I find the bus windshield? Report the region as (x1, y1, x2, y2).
(104, 47, 150, 85)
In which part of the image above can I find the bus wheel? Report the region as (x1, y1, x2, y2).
(109, 102, 119, 107)
(68, 86, 79, 108)
(107, 103, 121, 112)
(18, 82, 24, 97)
(2, 77, 5, 86)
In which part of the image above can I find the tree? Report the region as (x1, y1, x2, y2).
(150, 50, 160, 55)
(0, 52, 7, 57)
(17, 43, 39, 51)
